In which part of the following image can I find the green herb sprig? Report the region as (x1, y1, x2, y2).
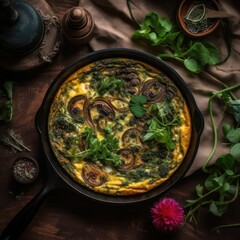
(68, 127, 122, 167)
(185, 83, 240, 228)
(131, 12, 220, 73)
(129, 95, 180, 150)
(96, 76, 124, 96)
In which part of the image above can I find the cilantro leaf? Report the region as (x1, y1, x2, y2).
(129, 95, 147, 118)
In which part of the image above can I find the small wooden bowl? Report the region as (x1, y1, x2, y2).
(177, 0, 220, 37)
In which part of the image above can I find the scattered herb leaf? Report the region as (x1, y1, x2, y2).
(131, 12, 220, 73)
(129, 95, 147, 118)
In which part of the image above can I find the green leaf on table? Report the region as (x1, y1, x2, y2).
(175, 33, 185, 52)
(129, 95, 147, 118)
(230, 143, 240, 161)
(226, 128, 240, 143)
(210, 202, 227, 217)
(222, 124, 233, 137)
(196, 184, 204, 197)
(227, 99, 240, 124)
(216, 153, 234, 171)
(184, 58, 202, 73)
(187, 42, 220, 66)
(213, 174, 225, 187)
(132, 12, 174, 46)
(204, 175, 218, 191)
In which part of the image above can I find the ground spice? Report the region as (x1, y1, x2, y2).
(12, 157, 39, 184)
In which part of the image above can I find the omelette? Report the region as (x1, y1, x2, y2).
(48, 58, 191, 195)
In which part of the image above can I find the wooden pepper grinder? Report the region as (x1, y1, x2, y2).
(62, 7, 95, 45)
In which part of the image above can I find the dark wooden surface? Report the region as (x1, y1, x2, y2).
(1, 4, 240, 240)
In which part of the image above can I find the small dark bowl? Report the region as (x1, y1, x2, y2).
(12, 156, 39, 184)
(177, 0, 220, 37)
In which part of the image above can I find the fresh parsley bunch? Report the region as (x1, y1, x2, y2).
(132, 12, 220, 73)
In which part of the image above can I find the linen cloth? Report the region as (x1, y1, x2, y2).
(50, 0, 240, 175)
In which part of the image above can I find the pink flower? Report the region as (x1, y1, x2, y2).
(150, 197, 184, 232)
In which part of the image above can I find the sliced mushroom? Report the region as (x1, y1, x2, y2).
(117, 148, 135, 171)
(81, 163, 108, 187)
(115, 68, 141, 95)
(87, 98, 115, 131)
(122, 128, 141, 146)
(67, 95, 88, 122)
(141, 79, 166, 103)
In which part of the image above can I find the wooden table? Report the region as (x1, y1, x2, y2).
(1, 7, 240, 240)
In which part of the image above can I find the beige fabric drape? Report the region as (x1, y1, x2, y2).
(51, 0, 240, 175)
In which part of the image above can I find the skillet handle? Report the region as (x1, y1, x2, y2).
(0, 184, 53, 240)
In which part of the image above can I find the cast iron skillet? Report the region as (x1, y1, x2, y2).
(0, 48, 204, 240)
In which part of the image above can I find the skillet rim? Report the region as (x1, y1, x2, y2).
(35, 48, 204, 204)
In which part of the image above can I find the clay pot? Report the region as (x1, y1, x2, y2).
(177, 0, 220, 38)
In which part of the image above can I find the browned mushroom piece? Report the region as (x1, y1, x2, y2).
(115, 68, 141, 95)
(141, 79, 166, 103)
(87, 98, 115, 131)
(67, 95, 88, 122)
(122, 128, 141, 146)
(117, 148, 135, 171)
(81, 163, 108, 187)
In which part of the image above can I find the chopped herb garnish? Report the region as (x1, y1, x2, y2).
(68, 127, 122, 167)
(96, 76, 124, 96)
(143, 101, 181, 150)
